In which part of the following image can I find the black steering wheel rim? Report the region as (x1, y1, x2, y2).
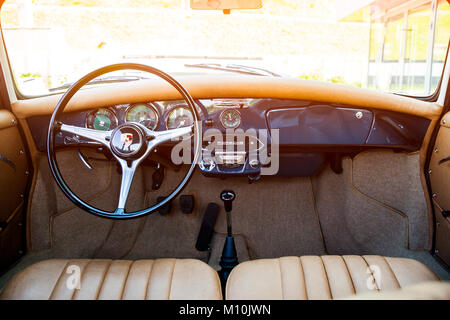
(47, 63, 201, 219)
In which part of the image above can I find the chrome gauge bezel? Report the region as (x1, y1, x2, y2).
(220, 109, 241, 129)
(165, 104, 195, 130)
(85, 108, 118, 131)
(125, 102, 159, 130)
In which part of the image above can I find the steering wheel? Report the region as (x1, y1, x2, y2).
(47, 63, 201, 219)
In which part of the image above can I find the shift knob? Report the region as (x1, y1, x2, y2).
(220, 190, 235, 212)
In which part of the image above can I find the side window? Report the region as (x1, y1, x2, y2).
(368, 0, 450, 96)
(383, 15, 404, 62)
(369, 21, 383, 62)
(367, 21, 383, 90)
(382, 15, 405, 92)
(432, 0, 450, 92)
(403, 5, 431, 94)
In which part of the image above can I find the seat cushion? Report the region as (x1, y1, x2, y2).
(226, 255, 440, 300)
(0, 258, 222, 300)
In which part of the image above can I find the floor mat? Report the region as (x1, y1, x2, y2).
(124, 169, 326, 260)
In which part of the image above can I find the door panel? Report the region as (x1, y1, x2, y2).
(0, 110, 29, 270)
(429, 111, 450, 265)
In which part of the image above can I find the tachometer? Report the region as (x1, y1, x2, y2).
(85, 108, 118, 131)
(220, 109, 241, 129)
(126, 103, 159, 130)
(166, 106, 194, 130)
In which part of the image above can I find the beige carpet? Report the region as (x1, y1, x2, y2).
(352, 150, 429, 250)
(123, 167, 326, 261)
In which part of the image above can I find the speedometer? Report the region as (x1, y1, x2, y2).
(166, 106, 194, 130)
(126, 103, 159, 130)
(85, 108, 118, 131)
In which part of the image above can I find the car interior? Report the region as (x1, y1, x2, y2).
(0, 0, 449, 301)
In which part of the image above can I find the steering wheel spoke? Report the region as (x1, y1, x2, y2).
(114, 158, 139, 214)
(145, 125, 193, 148)
(60, 124, 112, 146)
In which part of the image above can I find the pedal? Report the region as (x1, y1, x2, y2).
(180, 195, 195, 214)
(195, 203, 219, 251)
(152, 164, 165, 190)
(156, 196, 171, 215)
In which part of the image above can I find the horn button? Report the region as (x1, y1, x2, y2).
(110, 124, 145, 158)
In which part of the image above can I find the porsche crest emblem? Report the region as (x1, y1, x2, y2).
(121, 133, 133, 149)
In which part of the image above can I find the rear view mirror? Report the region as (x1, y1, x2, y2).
(190, 0, 262, 10)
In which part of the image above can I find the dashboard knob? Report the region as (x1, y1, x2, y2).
(200, 158, 215, 171)
(249, 159, 260, 169)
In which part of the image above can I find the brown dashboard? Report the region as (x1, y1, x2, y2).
(12, 75, 442, 120)
(26, 98, 431, 178)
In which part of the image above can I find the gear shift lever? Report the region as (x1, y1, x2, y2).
(218, 190, 238, 288)
(221, 190, 235, 236)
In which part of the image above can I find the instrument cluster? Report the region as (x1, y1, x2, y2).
(85, 99, 245, 132)
(84, 102, 196, 132)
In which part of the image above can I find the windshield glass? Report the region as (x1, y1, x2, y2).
(1, 0, 450, 97)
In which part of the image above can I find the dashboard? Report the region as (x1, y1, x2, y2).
(27, 98, 431, 178)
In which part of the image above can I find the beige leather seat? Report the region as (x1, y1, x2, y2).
(226, 255, 443, 300)
(0, 258, 222, 300)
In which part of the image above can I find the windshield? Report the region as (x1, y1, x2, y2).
(1, 0, 450, 97)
